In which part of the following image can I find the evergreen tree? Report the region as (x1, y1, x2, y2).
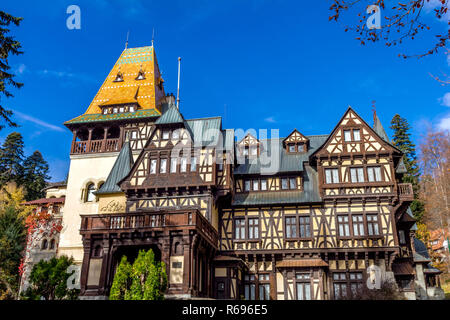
(22, 151, 50, 201)
(0, 205, 26, 299)
(0, 132, 24, 186)
(0, 11, 24, 130)
(109, 249, 167, 300)
(390, 114, 424, 222)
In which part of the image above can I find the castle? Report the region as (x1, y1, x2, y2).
(20, 44, 444, 300)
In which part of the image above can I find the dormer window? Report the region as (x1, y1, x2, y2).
(136, 69, 145, 80)
(114, 71, 124, 82)
(172, 130, 180, 140)
(119, 107, 124, 113)
(103, 109, 108, 115)
(283, 129, 309, 153)
(289, 144, 296, 153)
(129, 106, 135, 112)
(113, 107, 118, 113)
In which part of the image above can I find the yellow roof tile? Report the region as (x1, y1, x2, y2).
(82, 46, 164, 116)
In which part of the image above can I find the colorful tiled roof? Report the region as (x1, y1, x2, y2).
(65, 45, 165, 125)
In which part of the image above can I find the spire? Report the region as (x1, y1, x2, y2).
(372, 103, 390, 142)
(177, 57, 181, 109)
(125, 30, 129, 49)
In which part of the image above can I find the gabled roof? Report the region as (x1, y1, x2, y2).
(155, 104, 184, 125)
(22, 197, 65, 206)
(96, 142, 133, 195)
(413, 237, 432, 263)
(234, 135, 328, 175)
(311, 106, 402, 158)
(185, 117, 223, 147)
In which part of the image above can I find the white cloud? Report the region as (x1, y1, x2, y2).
(264, 117, 276, 123)
(15, 63, 26, 75)
(13, 110, 65, 132)
(437, 115, 450, 131)
(441, 92, 450, 107)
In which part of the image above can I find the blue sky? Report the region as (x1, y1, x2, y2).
(1, 0, 449, 181)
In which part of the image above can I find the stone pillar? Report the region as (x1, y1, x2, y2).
(80, 237, 91, 296)
(97, 238, 111, 296)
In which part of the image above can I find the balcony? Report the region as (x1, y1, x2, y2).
(71, 138, 120, 155)
(398, 183, 414, 201)
(80, 210, 218, 248)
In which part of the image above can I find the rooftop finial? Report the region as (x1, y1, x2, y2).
(125, 30, 130, 49)
(176, 57, 181, 109)
(372, 100, 377, 124)
(152, 28, 155, 47)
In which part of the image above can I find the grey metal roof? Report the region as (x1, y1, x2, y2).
(96, 142, 133, 195)
(413, 237, 432, 263)
(396, 156, 408, 174)
(234, 135, 328, 175)
(232, 165, 322, 206)
(185, 117, 223, 147)
(373, 113, 390, 142)
(423, 264, 442, 274)
(155, 104, 184, 124)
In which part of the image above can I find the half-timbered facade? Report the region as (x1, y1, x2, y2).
(58, 44, 426, 300)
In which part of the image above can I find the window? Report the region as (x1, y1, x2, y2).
(235, 218, 259, 240)
(296, 273, 311, 300)
(250, 147, 258, 156)
(325, 168, 339, 184)
(253, 180, 259, 191)
(160, 159, 167, 174)
(162, 130, 170, 140)
(86, 183, 96, 202)
(261, 179, 267, 191)
(150, 159, 157, 174)
(170, 158, 177, 173)
(398, 230, 406, 245)
(367, 166, 382, 182)
(289, 178, 297, 189)
(119, 107, 124, 113)
(244, 180, 251, 192)
(299, 216, 311, 238)
(258, 274, 270, 300)
(333, 273, 347, 299)
(180, 158, 187, 172)
(131, 131, 137, 139)
(352, 215, 365, 236)
(248, 218, 259, 239)
(350, 167, 365, 183)
(285, 217, 297, 238)
(235, 219, 246, 240)
(285, 216, 310, 239)
(353, 129, 360, 141)
(349, 272, 363, 296)
(113, 107, 118, 114)
(136, 71, 145, 80)
(172, 130, 180, 140)
(337, 215, 350, 237)
(103, 109, 108, 115)
(129, 106, 135, 112)
(289, 144, 296, 152)
(244, 275, 256, 300)
(344, 130, 352, 142)
(50, 239, 55, 250)
(190, 157, 197, 171)
(243, 147, 249, 156)
(367, 215, 380, 236)
(281, 178, 289, 190)
(41, 239, 48, 250)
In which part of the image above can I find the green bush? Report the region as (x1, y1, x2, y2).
(109, 249, 167, 300)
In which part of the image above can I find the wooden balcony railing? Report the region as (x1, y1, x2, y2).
(80, 210, 218, 247)
(71, 138, 120, 155)
(398, 183, 414, 201)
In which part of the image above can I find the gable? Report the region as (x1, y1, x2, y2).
(314, 107, 396, 157)
(283, 129, 309, 145)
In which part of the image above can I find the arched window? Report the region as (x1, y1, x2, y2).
(98, 181, 105, 190)
(86, 183, 96, 202)
(50, 239, 56, 250)
(42, 239, 48, 250)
